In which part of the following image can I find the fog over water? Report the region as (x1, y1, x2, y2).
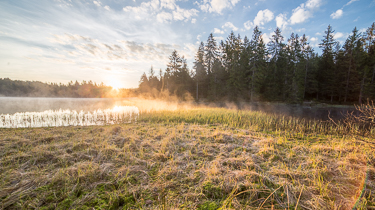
(0, 97, 133, 114)
(0, 98, 140, 128)
(0, 97, 357, 128)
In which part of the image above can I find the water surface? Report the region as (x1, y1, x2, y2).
(0, 97, 138, 128)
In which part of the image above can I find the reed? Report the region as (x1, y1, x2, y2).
(0, 105, 374, 209)
(0, 106, 139, 128)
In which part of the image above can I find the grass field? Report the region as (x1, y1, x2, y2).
(1, 107, 374, 209)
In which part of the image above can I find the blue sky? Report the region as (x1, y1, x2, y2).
(0, 0, 374, 88)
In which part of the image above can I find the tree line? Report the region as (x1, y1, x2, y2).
(139, 23, 375, 104)
(0, 78, 135, 98)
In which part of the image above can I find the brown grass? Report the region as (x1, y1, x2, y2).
(1, 117, 374, 209)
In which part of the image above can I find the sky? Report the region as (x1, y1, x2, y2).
(0, 0, 374, 88)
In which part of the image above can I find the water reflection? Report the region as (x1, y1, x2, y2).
(0, 106, 139, 128)
(0, 97, 133, 115)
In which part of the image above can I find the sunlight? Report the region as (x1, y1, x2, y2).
(112, 105, 121, 112)
(108, 78, 123, 90)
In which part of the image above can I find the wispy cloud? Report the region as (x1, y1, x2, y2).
(123, 0, 198, 23)
(222, 22, 238, 31)
(344, 0, 360, 7)
(198, 0, 240, 14)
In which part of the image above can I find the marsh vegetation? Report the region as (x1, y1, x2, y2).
(1, 101, 374, 209)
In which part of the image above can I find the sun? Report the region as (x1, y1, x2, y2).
(107, 77, 123, 90)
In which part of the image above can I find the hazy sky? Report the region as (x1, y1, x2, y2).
(0, 0, 374, 88)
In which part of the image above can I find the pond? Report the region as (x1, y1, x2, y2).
(0, 97, 139, 128)
(0, 97, 357, 128)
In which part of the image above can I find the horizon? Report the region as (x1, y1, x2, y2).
(0, 0, 374, 88)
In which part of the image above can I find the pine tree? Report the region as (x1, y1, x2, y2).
(205, 33, 218, 75)
(224, 31, 244, 100)
(319, 25, 338, 102)
(249, 26, 267, 101)
(193, 42, 206, 100)
(343, 27, 361, 102)
(364, 23, 375, 100)
(267, 28, 286, 100)
(167, 50, 182, 74)
(300, 34, 314, 100)
(139, 72, 149, 93)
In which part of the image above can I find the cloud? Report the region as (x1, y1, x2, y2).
(244, 21, 254, 30)
(344, 0, 360, 7)
(104, 5, 110, 11)
(359, 28, 366, 33)
(305, 0, 322, 9)
(213, 28, 224, 34)
(310, 37, 318, 42)
(333, 32, 344, 39)
(290, 0, 322, 25)
(198, 0, 240, 14)
(48, 32, 184, 64)
(55, 0, 73, 7)
(191, 18, 197, 23)
(330, 9, 343, 19)
(214, 36, 224, 41)
(93, 1, 102, 7)
(160, 0, 176, 10)
(50, 33, 93, 45)
(244, 9, 274, 30)
(254, 9, 274, 26)
(222, 22, 238, 31)
(183, 43, 198, 59)
(123, 0, 197, 22)
(1, 0, 201, 88)
(275, 13, 288, 30)
(157, 12, 173, 23)
(172, 7, 199, 21)
(262, 32, 272, 43)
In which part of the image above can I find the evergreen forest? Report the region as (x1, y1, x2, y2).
(0, 78, 135, 98)
(139, 23, 375, 104)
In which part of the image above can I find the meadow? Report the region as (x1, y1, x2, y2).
(0, 105, 374, 209)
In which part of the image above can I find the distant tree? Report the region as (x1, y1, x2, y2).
(139, 72, 149, 93)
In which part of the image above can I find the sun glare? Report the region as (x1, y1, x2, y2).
(108, 78, 122, 90)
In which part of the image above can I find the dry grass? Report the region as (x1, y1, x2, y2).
(0, 108, 374, 209)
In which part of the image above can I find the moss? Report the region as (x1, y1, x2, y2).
(202, 181, 223, 199)
(57, 198, 73, 209)
(197, 201, 219, 210)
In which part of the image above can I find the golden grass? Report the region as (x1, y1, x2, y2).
(0, 108, 374, 209)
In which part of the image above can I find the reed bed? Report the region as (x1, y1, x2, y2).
(0, 106, 139, 128)
(0, 107, 374, 209)
(139, 108, 375, 138)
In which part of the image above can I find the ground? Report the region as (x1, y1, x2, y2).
(0, 108, 374, 209)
